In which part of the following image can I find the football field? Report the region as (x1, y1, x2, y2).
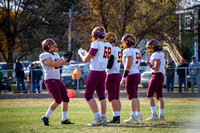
(0, 98, 200, 133)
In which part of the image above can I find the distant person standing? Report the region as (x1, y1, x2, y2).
(177, 58, 188, 93)
(165, 60, 175, 92)
(188, 56, 200, 92)
(29, 63, 43, 93)
(14, 58, 27, 93)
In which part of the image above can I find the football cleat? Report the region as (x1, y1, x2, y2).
(137, 114, 143, 121)
(87, 116, 102, 127)
(159, 114, 165, 120)
(41, 115, 49, 126)
(107, 116, 120, 124)
(61, 119, 74, 124)
(145, 113, 159, 121)
(124, 115, 138, 122)
(100, 116, 107, 125)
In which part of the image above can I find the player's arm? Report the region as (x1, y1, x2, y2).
(146, 59, 160, 71)
(120, 56, 132, 86)
(107, 55, 114, 69)
(43, 57, 64, 67)
(81, 53, 94, 63)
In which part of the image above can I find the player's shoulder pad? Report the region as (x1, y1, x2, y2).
(123, 49, 131, 56)
(91, 41, 98, 49)
(40, 52, 51, 61)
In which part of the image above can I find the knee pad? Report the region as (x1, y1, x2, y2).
(99, 97, 105, 101)
(86, 97, 93, 101)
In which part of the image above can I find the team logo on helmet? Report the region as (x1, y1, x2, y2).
(104, 32, 117, 43)
(146, 39, 160, 54)
(91, 26, 106, 42)
(120, 34, 136, 50)
(42, 38, 57, 53)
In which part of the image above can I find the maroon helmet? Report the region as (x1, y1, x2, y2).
(42, 38, 57, 53)
(120, 34, 136, 49)
(146, 39, 160, 54)
(91, 26, 106, 41)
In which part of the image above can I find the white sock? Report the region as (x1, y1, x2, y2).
(116, 111, 120, 116)
(101, 114, 106, 117)
(159, 109, 164, 115)
(94, 112, 100, 117)
(150, 106, 156, 114)
(131, 111, 136, 117)
(113, 111, 118, 116)
(136, 111, 141, 116)
(62, 111, 67, 121)
(45, 108, 53, 118)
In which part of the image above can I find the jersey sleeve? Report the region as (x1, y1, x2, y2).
(39, 53, 51, 61)
(91, 42, 99, 49)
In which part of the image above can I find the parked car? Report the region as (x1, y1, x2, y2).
(140, 70, 179, 88)
(61, 63, 90, 89)
(24, 60, 76, 76)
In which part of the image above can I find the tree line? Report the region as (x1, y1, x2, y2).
(0, 0, 182, 63)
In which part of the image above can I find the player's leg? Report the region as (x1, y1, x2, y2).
(60, 81, 74, 124)
(106, 74, 120, 123)
(145, 74, 159, 121)
(85, 71, 101, 126)
(156, 73, 165, 120)
(96, 71, 107, 125)
(41, 80, 62, 126)
(124, 74, 139, 122)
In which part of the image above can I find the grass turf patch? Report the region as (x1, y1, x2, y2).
(0, 98, 200, 133)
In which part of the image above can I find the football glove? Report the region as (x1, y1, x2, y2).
(78, 48, 87, 57)
(63, 51, 73, 59)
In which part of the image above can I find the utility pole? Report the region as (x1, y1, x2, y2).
(68, 8, 72, 51)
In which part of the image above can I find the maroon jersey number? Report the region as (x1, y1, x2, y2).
(117, 51, 122, 63)
(54, 59, 60, 69)
(103, 46, 111, 59)
(135, 52, 141, 64)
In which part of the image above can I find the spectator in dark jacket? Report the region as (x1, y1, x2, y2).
(14, 58, 27, 93)
(29, 63, 43, 93)
(165, 60, 175, 92)
(177, 58, 188, 93)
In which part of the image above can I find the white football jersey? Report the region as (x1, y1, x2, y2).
(150, 51, 165, 74)
(39, 52, 61, 80)
(106, 46, 122, 74)
(122, 48, 141, 75)
(90, 41, 112, 71)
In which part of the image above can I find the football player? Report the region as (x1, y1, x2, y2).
(104, 32, 122, 124)
(40, 38, 74, 126)
(120, 34, 143, 122)
(78, 26, 112, 126)
(145, 39, 165, 121)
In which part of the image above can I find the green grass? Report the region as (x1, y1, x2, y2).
(0, 98, 200, 133)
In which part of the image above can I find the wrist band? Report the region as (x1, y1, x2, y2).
(150, 65, 155, 69)
(65, 56, 71, 62)
(122, 77, 126, 80)
(123, 70, 129, 78)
